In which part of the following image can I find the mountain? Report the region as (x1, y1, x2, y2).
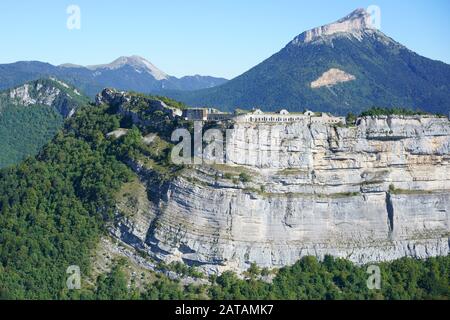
(0, 55, 228, 97)
(0, 78, 89, 168)
(84, 55, 169, 80)
(0, 88, 448, 299)
(166, 9, 450, 115)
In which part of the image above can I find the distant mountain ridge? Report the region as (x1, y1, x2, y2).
(165, 8, 450, 116)
(0, 55, 228, 97)
(64, 55, 169, 80)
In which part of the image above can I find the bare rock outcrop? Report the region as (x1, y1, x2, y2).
(311, 68, 356, 88)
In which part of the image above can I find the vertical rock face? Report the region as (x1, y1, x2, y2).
(114, 116, 450, 273)
(1, 78, 86, 117)
(9, 83, 61, 106)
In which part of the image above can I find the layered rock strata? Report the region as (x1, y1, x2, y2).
(113, 115, 450, 273)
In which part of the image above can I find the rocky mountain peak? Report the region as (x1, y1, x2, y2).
(87, 55, 169, 81)
(337, 8, 372, 24)
(291, 8, 377, 45)
(95, 88, 130, 106)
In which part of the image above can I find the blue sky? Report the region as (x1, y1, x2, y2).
(0, 0, 449, 78)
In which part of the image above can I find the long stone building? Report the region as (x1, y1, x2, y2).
(183, 107, 347, 125)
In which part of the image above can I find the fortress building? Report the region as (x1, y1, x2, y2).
(183, 107, 346, 125)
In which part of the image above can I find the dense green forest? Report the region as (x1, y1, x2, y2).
(0, 103, 132, 299)
(0, 104, 63, 168)
(0, 95, 448, 300)
(88, 255, 448, 300)
(360, 107, 433, 117)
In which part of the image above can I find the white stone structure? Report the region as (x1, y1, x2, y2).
(234, 108, 346, 125)
(183, 107, 346, 125)
(183, 108, 234, 122)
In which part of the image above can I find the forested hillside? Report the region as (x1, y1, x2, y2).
(0, 93, 448, 300)
(0, 79, 88, 168)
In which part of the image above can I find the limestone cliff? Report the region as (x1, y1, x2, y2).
(1, 78, 87, 117)
(112, 115, 450, 274)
